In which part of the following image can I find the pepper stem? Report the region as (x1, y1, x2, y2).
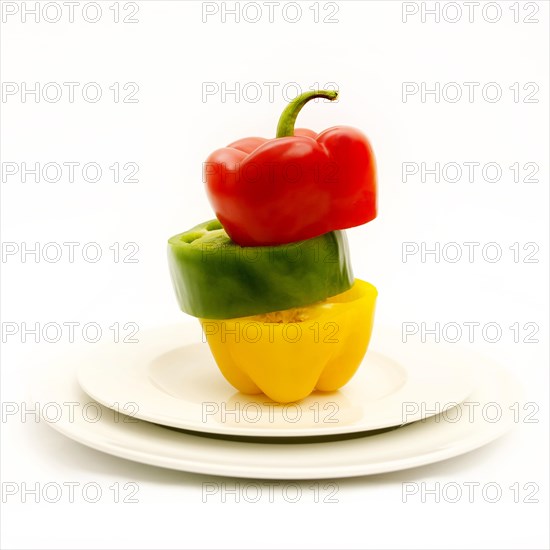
(276, 90, 339, 138)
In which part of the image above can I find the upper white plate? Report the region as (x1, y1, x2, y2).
(33, 343, 519, 479)
(77, 324, 474, 437)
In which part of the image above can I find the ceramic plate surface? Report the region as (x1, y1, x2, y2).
(33, 344, 519, 479)
(77, 324, 474, 437)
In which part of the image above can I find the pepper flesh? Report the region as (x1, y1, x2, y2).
(200, 279, 377, 403)
(205, 90, 377, 246)
(168, 219, 354, 319)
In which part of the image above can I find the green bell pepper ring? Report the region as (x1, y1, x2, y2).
(167, 219, 354, 319)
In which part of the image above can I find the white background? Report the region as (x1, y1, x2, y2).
(1, 1, 549, 548)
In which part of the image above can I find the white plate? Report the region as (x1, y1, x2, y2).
(77, 324, 474, 437)
(33, 345, 519, 479)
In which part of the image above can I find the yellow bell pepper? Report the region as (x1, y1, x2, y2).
(200, 279, 377, 403)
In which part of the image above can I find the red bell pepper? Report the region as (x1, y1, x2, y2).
(204, 90, 377, 246)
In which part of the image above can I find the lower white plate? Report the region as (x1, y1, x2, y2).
(33, 339, 519, 479)
(76, 324, 474, 437)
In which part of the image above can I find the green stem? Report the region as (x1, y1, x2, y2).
(276, 90, 339, 138)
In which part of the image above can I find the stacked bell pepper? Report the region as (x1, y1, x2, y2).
(168, 90, 378, 403)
